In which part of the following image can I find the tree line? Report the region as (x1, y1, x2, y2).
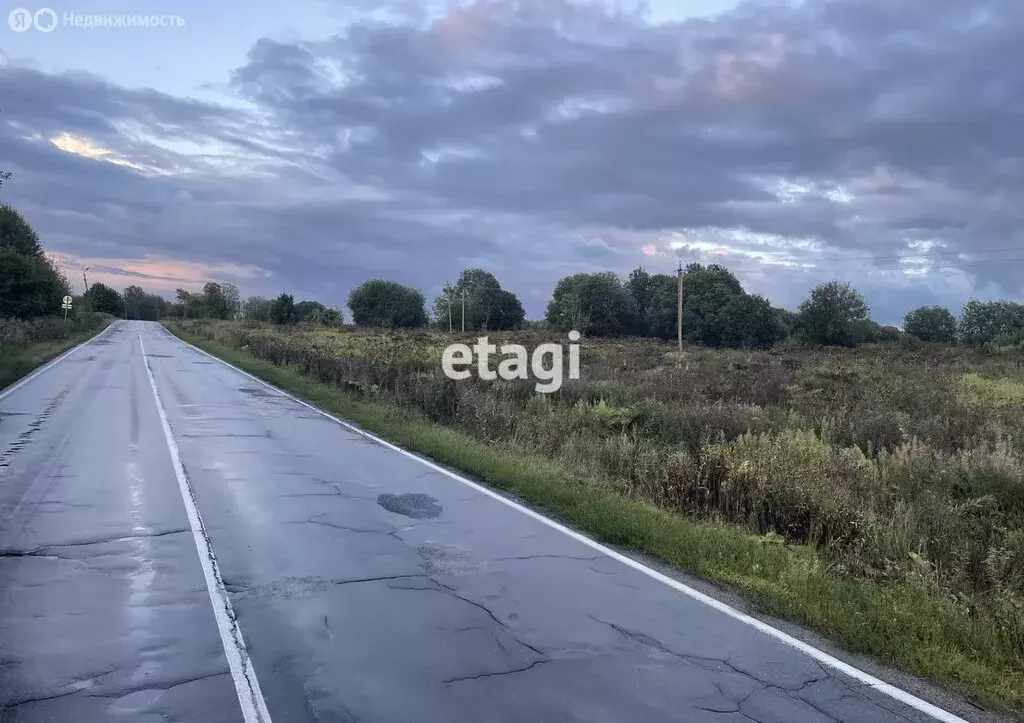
(4, 200, 1024, 348)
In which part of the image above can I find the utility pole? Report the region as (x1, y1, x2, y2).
(461, 288, 466, 333)
(447, 292, 453, 333)
(82, 266, 91, 313)
(676, 260, 684, 353)
(82, 267, 90, 294)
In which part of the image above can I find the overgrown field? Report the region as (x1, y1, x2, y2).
(172, 319, 1024, 711)
(0, 313, 113, 389)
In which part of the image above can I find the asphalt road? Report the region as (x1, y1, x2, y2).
(0, 320, 968, 723)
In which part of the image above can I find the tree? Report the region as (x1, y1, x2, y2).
(173, 288, 206, 319)
(492, 289, 525, 331)
(349, 280, 427, 328)
(903, 305, 957, 343)
(318, 307, 343, 326)
(270, 293, 297, 325)
(855, 319, 903, 343)
(201, 282, 230, 320)
(242, 296, 274, 321)
(959, 300, 1024, 345)
(432, 269, 525, 331)
(220, 282, 241, 319)
(0, 205, 70, 319)
(718, 293, 788, 348)
(123, 285, 146, 319)
(0, 204, 41, 256)
(626, 264, 787, 347)
(293, 300, 343, 326)
(86, 282, 122, 316)
(546, 272, 637, 336)
(796, 281, 870, 346)
(626, 268, 679, 337)
(681, 264, 745, 347)
(638, 273, 678, 338)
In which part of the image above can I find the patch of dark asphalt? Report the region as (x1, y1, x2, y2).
(377, 492, 443, 520)
(417, 544, 480, 576)
(238, 386, 275, 398)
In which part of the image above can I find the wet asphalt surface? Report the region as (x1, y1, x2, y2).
(0, 321, 954, 722)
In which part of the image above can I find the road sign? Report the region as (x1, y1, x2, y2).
(62, 295, 73, 305)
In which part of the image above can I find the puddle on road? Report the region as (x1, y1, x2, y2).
(377, 492, 443, 520)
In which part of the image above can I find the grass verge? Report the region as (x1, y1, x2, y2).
(0, 322, 111, 391)
(170, 326, 1024, 714)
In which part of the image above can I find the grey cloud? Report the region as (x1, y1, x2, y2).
(2, 0, 1024, 321)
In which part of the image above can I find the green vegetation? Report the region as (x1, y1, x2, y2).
(904, 305, 959, 343)
(348, 279, 428, 328)
(434, 268, 525, 331)
(170, 319, 1024, 712)
(0, 204, 71, 319)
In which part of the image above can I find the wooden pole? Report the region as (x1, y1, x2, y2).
(676, 262, 683, 353)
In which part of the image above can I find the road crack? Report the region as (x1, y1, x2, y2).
(442, 659, 551, 685)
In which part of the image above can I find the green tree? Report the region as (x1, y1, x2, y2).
(718, 293, 788, 348)
(432, 269, 525, 331)
(681, 264, 745, 346)
(123, 285, 145, 319)
(0, 205, 71, 319)
(855, 319, 903, 343)
(270, 293, 297, 325)
(201, 282, 231, 320)
(318, 307, 343, 326)
(242, 296, 274, 321)
(174, 288, 205, 319)
(0, 204, 41, 256)
(903, 305, 958, 343)
(491, 289, 525, 331)
(86, 282, 122, 316)
(349, 280, 427, 328)
(638, 273, 678, 339)
(959, 300, 1024, 345)
(796, 280, 870, 346)
(625, 267, 654, 330)
(292, 300, 343, 325)
(546, 272, 637, 336)
(220, 282, 241, 319)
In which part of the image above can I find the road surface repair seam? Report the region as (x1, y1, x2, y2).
(172, 326, 969, 723)
(138, 331, 274, 723)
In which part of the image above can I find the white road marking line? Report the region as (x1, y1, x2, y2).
(0, 323, 115, 402)
(175, 328, 969, 723)
(139, 330, 273, 723)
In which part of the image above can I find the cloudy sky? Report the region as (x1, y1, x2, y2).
(1, 0, 1021, 323)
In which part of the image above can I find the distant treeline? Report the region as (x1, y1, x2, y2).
(3, 201, 1024, 348)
